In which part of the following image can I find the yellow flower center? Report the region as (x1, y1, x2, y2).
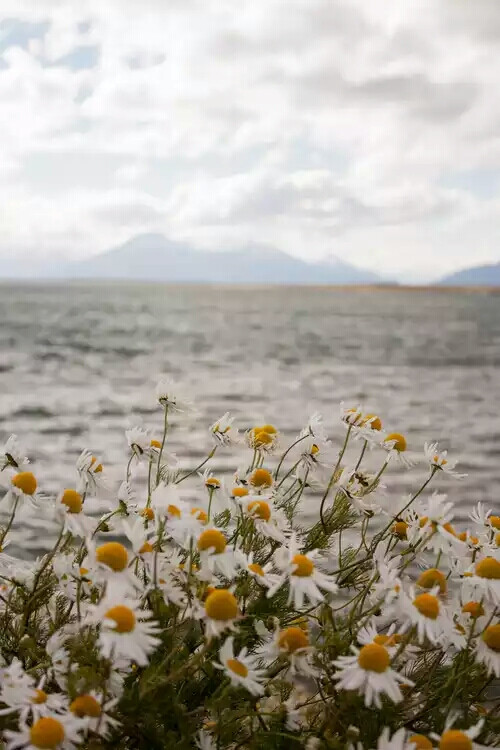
(458, 532, 478, 544)
(248, 562, 265, 577)
(96, 542, 128, 572)
(105, 605, 136, 633)
(462, 601, 485, 618)
(409, 735, 433, 749)
(139, 542, 154, 554)
(198, 529, 227, 554)
(227, 658, 248, 677)
(150, 439, 162, 449)
(232, 486, 249, 498)
(79, 567, 89, 577)
(417, 568, 447, 594)
(345, 408, 363, 425)
(357, 643, 390, 673)
(439, 730, 472, 750)
(482, 624, 500, 651)
(60, 489, 82, 514)
(11, 471, 37, 495)
(205, 589, 238, 621)
(413, 593, 440, 619)
(496, 532, 500, 547)
(70, 694, 102, 717)
(191, 507, 208, 523)
(291, 554, 314, 577)
(30, 717, 65, 749)
(475, 556, 500, 579)
(260, 424, 277, 434)
(310, 443, 320, 455)
(247, 500, 271, 521)
(278, 627, 309, 653)
(249, 468, 273, 488)
(205, 477, 221, 489)
(385, 433, 407, 452)
(141, 507, 155, 521)
(489, 515, 500, 530)
(443, 522, 456, 537)
(254, 431, 274, 447)
(363, 414, 382, 431)
(90, 456, 103, 473)
(167, 504, 181, 518)
(32, 689, 48, 704)
(392, 521, 408, 539)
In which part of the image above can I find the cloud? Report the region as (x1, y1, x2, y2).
(0, 0, 499, 280)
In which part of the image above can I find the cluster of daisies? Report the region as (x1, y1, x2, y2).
(0, 382, 498, 750)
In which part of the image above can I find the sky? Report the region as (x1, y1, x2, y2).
(1, 1, 500, 282)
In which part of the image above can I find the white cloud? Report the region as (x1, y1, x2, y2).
(0, 0, 499, 280)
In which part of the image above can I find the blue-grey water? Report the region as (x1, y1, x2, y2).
(1, 282, 499, 547)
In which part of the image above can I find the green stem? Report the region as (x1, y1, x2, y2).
(155, 404, 169, 486)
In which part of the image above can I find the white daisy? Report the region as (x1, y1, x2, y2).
(55, 489, 96, 537)
(430, 718, 485, 750)
(85, 584, 161, 666)
(209, 412, 237, 446)
(267, 534, 338, 608)
(155, 377, 193, 412)
(202, 588, 239, 639)
(399, 586, 453, 645)
(333, 642, 411, 709)
(0, 470, 40, 512)
(473, 623, 500, 677)
(462, 555, 500, 606)
(69, 691, 120, 738)
(244, 554, 281, 590)
(383, 432, 413, 468)
(121, 517, 156, 564)
(76, 450, 107, 497)
(4, 712, 84, 750)
(196, 528, 243, 581)
(424, 441, 466, 478)
(125, 426, 152, 464)
(83, 539, 139, 592)
(213, 637, 265, 695)
(0, 435, 29, 471)
(255, 619, 317, 678)
(242, 495, 290, 543)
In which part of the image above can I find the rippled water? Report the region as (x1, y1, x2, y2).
(1, 282, 500, 546)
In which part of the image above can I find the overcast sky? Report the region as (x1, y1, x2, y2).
(1, 1, 499, 281)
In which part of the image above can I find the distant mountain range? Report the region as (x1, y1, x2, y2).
(1, 234, 499, 286)
(438, 262, 500, 286)
(2, 234, 382, 285)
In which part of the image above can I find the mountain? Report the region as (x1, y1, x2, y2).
(438, 262, 500, 286)
(58, 234, 381, 285)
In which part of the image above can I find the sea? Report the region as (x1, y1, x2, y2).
(1, 282, 500, 550)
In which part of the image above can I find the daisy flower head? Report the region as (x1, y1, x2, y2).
(1, 470, 40, 512)
(203, 588, 239, 638)
(399, 586, 453, 645)
(335, 466, 382, 516)
(424, 442, 466, 479)
(0, 435, 29, 471)
(213, 636, 265, 695)
(340, 403, 364, 428)
(258, 620, 317, 677)
(474, 622, 500, 677)
(56, 489, 95, 537)
(4, 712, 84, 750)
(430, 718, 484, 750)
(243, 553, 280, 590)
(150, 481, 188, 522)
(243, 495, 290, 543)
(125, 426, 152, 463)
(69, 691, 119, 738)
(463, 554, 500, 606)
(86, 584, 160, 666)
(383, 432, 413, 468)
(83, 539, 138, 592)
(121, 517, 156, 563)
(301, 412, 329, 443)
(469, 502, 492, 530)
(155, 377, 193, 412)
(248, 467, 274, 493)
(410, 492, 461, 556)
(76, 450, 107, 497)
(246, 424, 279, 453)
(196, 527, 241, 581)
(268, 534, 338, 608)
(333, 641, 411, 709)
(209, 412, 237, 446)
